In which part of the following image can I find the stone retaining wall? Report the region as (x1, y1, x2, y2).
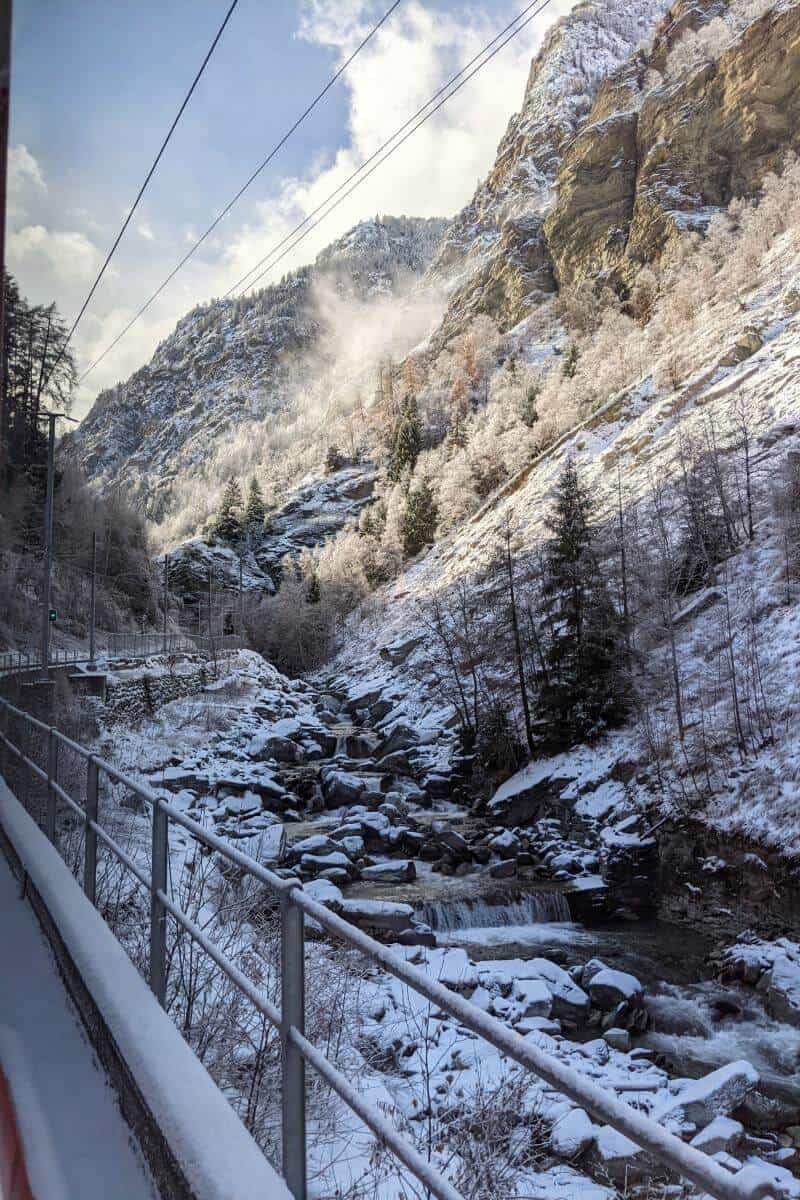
(105, 662, 212, 723)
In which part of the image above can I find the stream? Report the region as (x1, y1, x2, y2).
(137, 656, 800, 1156)
(438, 910, 800, 1127)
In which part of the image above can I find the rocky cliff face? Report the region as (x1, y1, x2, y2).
(64, 217, 447, 521)
(548, 0, 800, 290)
(429, 0, 800, 335)
(426, 0, 673, 336)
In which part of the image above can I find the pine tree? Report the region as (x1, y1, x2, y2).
(534, 458, 627, 748)
(214, 477, 243, 543)
(244, 476, 266, 536)
(306, 572, 321, 604)
(325, 445, 345, 474)
(401, 479, 437, 557)
(562, 343, 580, 379)
(520, 384, 540, 428)
(388, 396, 421, 482)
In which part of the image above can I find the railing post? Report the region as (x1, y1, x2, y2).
(0, 702, 8, 781)
(84, 757, 99, 905)
(150, 798, 168, 1007)
(46, 728, 58, 844)
(281, 891, 307, 1200)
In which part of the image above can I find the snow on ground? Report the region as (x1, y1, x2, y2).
(47, 645, 800, 1196)
(0, 854, 156, 1199)
(330, 228, 800, 860)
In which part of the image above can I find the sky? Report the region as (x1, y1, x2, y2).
(8, 0, 577, 419)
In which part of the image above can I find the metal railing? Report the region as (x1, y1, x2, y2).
(0, 697, 783, 1200)
(0, 633, 247, 676)
(0, 647, 88, 674)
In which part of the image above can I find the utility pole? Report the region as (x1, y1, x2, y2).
(38, 413, 57, 680)
(238, 553, 243, 640)
(37, 410, 75, 680)
(87, 530, 97, 670)
(162, 553, 169, 655)
(0, 0, 12, 472)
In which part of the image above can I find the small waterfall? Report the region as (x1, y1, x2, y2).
(417, 891, 571, 932)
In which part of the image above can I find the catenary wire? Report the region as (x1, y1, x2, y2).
(77, 0, 404, 386)
(45, 0, 241, 391)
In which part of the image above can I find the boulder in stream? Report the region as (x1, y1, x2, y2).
(361, 860, 417, 883)
(655, 1060, 760, 1130)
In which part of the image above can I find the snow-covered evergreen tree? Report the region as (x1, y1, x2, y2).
(401, 479, 438, 557)
(214, 477, 243, 543)
(244, 476, 266, 536)
(535, 458, 627, 747)
(389, 397, 422, 482)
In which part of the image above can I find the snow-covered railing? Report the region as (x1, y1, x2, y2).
(97, 631, 197, 658)
(0, 696, 785, 1200)
(184, 633, 247, 654)
(0, 648, 87, 675)
(0, 632, 244, 677)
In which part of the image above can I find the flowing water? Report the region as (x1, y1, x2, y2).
(416, 890, 571, 931)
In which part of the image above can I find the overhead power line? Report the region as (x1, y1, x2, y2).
(47, 0, 241, 391)
(226, 0, 553, 299)
(78, 0, 404, 385)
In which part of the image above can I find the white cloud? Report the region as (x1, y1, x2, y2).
(220, 0, 559, 292)
(19, 2, 578, 417)
(8, 144, 47, 223)
(297, 0, 377, 47)
(8, 224, 102, 285)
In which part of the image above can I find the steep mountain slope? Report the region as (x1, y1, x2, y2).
(333, 218, 800, 863)
(426, 0, 672, 336)
(427, 0, 800, 339)
(310, 0, 800, 870)
(64, 217, 447, 524)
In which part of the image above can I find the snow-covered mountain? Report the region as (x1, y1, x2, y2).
(426, 0, 800, 341)
(64, 216, 447, 524)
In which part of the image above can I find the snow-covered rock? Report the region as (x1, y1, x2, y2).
(655, 1061, 760, 1130)
(690, 1115, 744, 1156)
(550, 1107, 595, 1159)
(360, 860, 416, 883)
(587, 968, 644, 1012)
(528, 958, 590, 1022)
(513, 978, 553, 1019)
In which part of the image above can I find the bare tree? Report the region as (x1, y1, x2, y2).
(499, 515, 534, 754)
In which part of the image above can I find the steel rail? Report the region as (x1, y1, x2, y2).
(157, 887, 281, 1029)
(289, 1025, 463, 1200)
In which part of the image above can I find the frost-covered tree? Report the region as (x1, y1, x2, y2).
(214, 477, 243, 543)
(561, 343, 580, 379)
(520, 384, 540, 429)
(388, 396, 421, 482)
(2, 271, 77, 480)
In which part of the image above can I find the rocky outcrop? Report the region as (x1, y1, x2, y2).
(543, 60, 644, 288)
(425, 0, 671, 333)
(430, 0, 800, 331)
(549, 0, 800, 289)
(626, 2, 800, 278)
